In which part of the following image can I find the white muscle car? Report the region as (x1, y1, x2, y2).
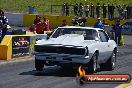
(34, 26, 117, 73)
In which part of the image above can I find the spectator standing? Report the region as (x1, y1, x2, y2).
(94, 17, 104, 29)
(74, 3, 79, 16)
(72, 16, 79, 26)
(62, 3, 66, 16)
(123, 5, 127, 19)
(78, 17, 87, 26)
(84, 3, 90, 18)
(102, 3, 107, 18)
(90, 3, 95, 18)
(108, 4, 111, 19)
(79, 3, 84, 17)
(0, 9, 8, 42)
(60, 19, 67, 27)
(112, 19, 123, 45)
(126, 5, 130, 19)
(65, 3, 70, 16)
(117, 5, 123, 19)
(43, 17, 51, 31)
(103, 20, 110, 34)
(111, 4, 115, 19)
(103, 20, 109, 27)
(34, 15, 44, 34)
(96, 3, 101, 18)
(28, 24, 36, 34)
(0, 29, 2, 43)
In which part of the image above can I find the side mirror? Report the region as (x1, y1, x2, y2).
(108, 39, 111, 42)
(95, 37, 99, 41)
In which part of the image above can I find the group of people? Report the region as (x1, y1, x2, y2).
(61, 17, 87, 27)
(61, 16, 123, 46)
(62, 2, 131, 19)
(117, 5, 131, 19)
(62, 3, 70, 16)
(0, 12, 51, 43)
(94, 17, 123, 46)
(29, 15, 51, 34)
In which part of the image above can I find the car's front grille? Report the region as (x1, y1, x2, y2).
(34, 45, 86, 55)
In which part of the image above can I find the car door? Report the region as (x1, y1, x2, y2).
(98, 30, 110, 63)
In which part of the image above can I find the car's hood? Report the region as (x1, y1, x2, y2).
(36, 34, 96, 47)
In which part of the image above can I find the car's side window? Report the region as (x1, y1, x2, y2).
(92, 30, 98, 39)
(85, 29, 98, 40)
(99, 30, 109, 42)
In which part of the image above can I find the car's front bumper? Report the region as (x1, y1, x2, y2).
(34, 52, 90, 64)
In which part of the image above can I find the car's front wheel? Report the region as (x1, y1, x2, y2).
(85, 53, 98, 74)
(35, 58, 45, 71)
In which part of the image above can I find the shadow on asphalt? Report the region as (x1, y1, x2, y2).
(19, 67, 77, 77)
(19, 66, 108, 77)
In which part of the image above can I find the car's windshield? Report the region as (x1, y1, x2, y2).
(51, 28, 98, 40)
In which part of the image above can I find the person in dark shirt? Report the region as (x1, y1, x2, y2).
(102, 3, 107, 18)
(60, 19, 67, 27)
(112, 19, 123, 45)
(126, 5, 130, 19)
(74, 3, 79, 16)
(79, 3, 84, 17)
(66, 3, 70, 16)
(0, 20, 2, 42)
(123, 4, 127, 19)
(117, 5, 123, 19)
(62, 3, 66, 16)
(72, 16, 79, 26)
(84, 3, 90, 17)
(90, 3, 95, 18)
(0, 9, 8, 42)
(108, 4, 111, 19)
(78, 17, 87, 26)
(111, 4, 115, 19)
(96, 3, 100, 18)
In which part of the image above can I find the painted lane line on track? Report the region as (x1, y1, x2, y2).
(116, 80, 132, 88)
(0, 56, 34, 65)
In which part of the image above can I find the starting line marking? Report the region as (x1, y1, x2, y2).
(116, 80, 132, 88)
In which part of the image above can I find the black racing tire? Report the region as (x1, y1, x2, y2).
(85, 53, 98, 74)
(35, 58, 45, 71)
(100, 51, 116, 71)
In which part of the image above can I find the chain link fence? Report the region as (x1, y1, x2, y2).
(0, 0, 131, 19)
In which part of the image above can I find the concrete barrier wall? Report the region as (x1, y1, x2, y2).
(5, 12, 23, 26)
(0, 35, 12, 60)
(0, 34, 47, 60)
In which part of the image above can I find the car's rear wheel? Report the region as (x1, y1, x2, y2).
(108, 51, 116, 70)
(100, 51, 116, 71)
(35, 58, 45, 71)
